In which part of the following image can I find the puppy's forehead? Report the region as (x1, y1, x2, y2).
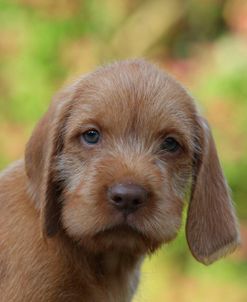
(70, 60, 196, 137)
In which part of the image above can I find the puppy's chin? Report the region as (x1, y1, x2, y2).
(68, 223, 162, 255)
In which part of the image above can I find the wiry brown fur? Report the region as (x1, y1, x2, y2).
(0, 60, 240, 301)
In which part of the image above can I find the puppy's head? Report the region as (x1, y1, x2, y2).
(25, 60, 240, 264)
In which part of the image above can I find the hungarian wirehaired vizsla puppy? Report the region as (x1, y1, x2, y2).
(0, 60, 240, 301)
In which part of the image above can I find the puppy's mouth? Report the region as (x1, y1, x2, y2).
(90, 220, 160, 254)
(94, 222, 143, 238)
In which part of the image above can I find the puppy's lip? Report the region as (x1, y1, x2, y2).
(94, 221, 144, 238)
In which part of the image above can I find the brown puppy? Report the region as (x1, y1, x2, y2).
(0, 60, 240, 302)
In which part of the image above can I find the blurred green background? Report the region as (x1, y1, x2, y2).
(0, 0, 247, 301)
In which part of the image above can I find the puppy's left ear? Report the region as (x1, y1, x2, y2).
(186, 117, 240, 265)
(25, 91, 73, 237)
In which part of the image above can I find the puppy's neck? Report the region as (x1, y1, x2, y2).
(57, 233, 143, 280)
(91, 250, 143, 278)
(53, 234, 143, 301)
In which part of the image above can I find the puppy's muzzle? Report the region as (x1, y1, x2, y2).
(108, 183, 148, 215)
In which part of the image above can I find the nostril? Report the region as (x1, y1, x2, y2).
(112, 195, 123, 204)
(133, 198, 141, 206)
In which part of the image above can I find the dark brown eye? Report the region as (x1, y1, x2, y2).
(81, 130, 100, 145)
(161, 137, 180, 153)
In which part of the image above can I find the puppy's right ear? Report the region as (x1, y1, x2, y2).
(25, 90, 73, 237)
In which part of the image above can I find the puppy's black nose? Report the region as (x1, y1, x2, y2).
(108, 183, 148, 214)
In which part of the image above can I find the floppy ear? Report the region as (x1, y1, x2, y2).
(25, 91, 73, 237)
(186, 117, 240, 265)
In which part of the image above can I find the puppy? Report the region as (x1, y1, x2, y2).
(0, 59, 240, 302)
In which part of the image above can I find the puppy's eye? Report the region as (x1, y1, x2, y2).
(161, 137, 180, 153)
(81, 130, 100, 145)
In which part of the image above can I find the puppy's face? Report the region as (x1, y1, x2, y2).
(59, 65, 195, 254)
(25, 60, 239, 264)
